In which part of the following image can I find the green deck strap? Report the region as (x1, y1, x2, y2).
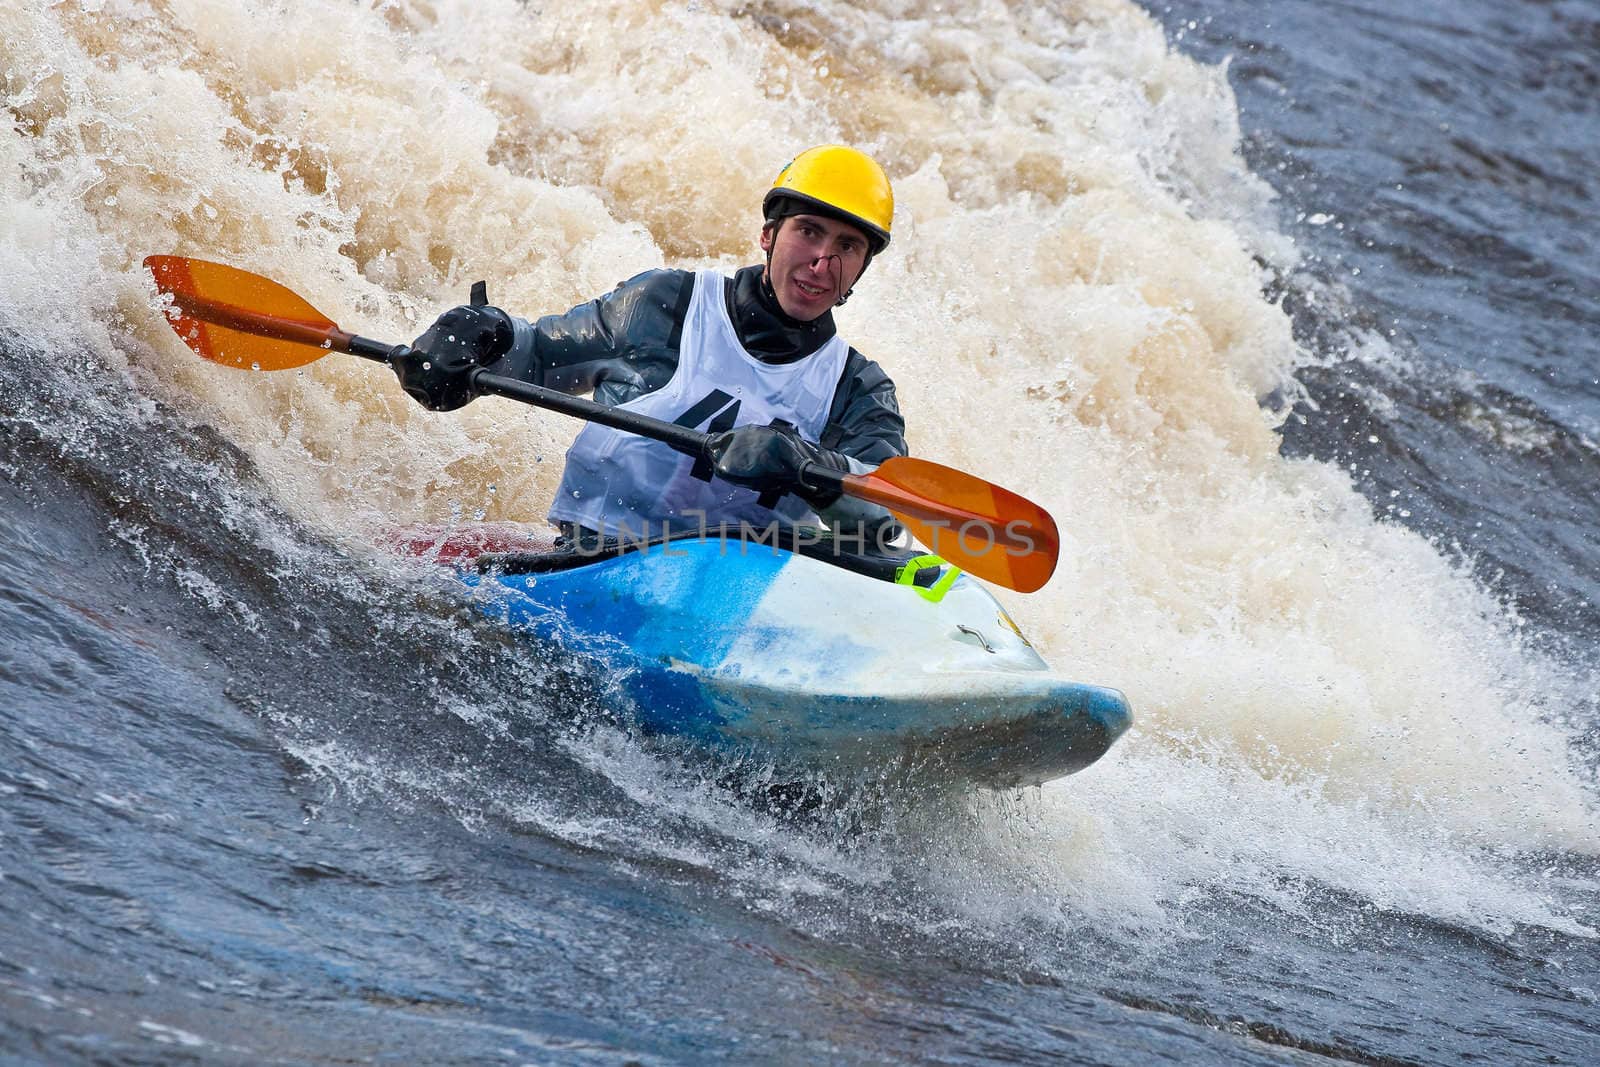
(895, 554, 961, 602)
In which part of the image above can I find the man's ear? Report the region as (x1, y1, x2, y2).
(758, 220, 778, 255)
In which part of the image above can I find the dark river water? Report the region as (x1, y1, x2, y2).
(3, 1, 1598, 1064)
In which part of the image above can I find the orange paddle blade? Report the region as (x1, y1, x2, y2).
(845, 457, 1060, 593)
(144, 255, 350, 370)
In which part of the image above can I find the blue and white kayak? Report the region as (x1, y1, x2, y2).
(395, 526, 1131, 789)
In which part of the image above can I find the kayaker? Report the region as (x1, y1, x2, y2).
(391, 145, 906, 546)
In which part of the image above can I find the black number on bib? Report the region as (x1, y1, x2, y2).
(673, 389, 738, 430)
(674, 389, 742, 481)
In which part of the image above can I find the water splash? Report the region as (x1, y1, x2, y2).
(2, 0, 1594, 948)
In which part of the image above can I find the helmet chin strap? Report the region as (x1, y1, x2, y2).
(822, 248, 875, 307)
(815, 254, 848, 306)
(762, 218, 869, 309)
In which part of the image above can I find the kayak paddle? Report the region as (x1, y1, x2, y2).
(144, 255, 1059, 592)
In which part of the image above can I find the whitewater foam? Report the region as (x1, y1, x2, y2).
(2, 0, 1593, 943)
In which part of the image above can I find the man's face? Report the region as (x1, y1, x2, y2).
(760, 213, 871, 321)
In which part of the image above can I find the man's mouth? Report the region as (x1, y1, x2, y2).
(793, 279, 829, 299)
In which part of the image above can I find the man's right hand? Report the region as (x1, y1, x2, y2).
(392, 304, 514, 411)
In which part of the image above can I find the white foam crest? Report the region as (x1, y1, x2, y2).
(3, 0, 1594, 939)
(558, 723, 890, 891)
(951, 745, 1595, 941)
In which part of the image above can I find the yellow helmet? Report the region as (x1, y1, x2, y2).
(763, 145, 893, 254)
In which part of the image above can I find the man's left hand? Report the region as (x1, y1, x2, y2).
(705, 424, 843, 505)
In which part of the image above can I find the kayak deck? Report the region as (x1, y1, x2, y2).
(392, 525, 1131, 789)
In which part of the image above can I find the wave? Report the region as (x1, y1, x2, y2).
(2, 0, 1594, 948)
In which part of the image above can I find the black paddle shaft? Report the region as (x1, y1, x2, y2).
(342, 333, 849, 496)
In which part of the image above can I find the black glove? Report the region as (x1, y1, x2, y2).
(392, 304, 514, 411)
(705, 423, 845, 506)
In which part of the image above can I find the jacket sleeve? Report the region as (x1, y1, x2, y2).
(820, 350, 907, 465)
(813, 350, 908, 533)
(483, 269, 693, 407)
